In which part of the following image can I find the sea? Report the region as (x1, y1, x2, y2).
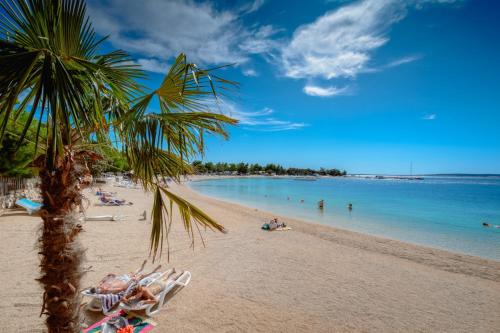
(189, 175, 500, 261)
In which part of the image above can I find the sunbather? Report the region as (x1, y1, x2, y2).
(262, 218, 286, 230)
(122, 271, 181, 305)
(99, 194, 132, 206)
(91, 265, 161, 294)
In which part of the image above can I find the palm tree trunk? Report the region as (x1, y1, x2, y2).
(37, 149, 84, 333)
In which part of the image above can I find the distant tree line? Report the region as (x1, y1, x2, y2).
(191, 161, 347, 176)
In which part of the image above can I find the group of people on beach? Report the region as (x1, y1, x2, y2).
(262, 218, 287, 231)
(97, 188, 133, 206)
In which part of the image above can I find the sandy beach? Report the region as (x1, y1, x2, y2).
(1, 181, 499, 332)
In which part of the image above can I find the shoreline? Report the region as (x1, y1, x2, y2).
(185, 175, 500, 264)
(1, 182, 499, 332)
(182, 180, 500, 281)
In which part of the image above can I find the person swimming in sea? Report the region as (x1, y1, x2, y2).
(348, 203, 353, 210)
(482, 222, 500, 228)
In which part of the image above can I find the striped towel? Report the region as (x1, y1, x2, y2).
(98, 282, 137, 313)
(84, 310, 156, 333)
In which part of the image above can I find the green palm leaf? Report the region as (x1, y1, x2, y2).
(1, 0, 237, 262)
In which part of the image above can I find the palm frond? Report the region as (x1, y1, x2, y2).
(1, 0, 238, 261)
(117, 54, 237, 259)
(0, 0, 143, 166)
(149, 184, 227, 261)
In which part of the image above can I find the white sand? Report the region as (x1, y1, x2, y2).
(0, 182, 499, 332)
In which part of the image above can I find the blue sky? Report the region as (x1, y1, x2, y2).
(88, 0, 500, 174)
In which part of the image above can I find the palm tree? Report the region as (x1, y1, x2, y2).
(0, 1, 237, 332)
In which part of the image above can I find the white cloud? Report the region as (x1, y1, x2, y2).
(86, 0, 462, 95)
(281, 0, 460, 81)
(358, 54, 422, 73)
(385, 55, 422, 68)
(239, 25, 282, 55)
(281, 0, 407, 80)
(422, 113, 437, 120)
(280, 0, 461, 96)
(135, 58, 169, 74)
(413, 0, 464, 9)
(242, 68, 259, 77)
(303, 85, 350, 97)
(87, 0, 279, 68)
(239, 0, 266, 14)
(218, 102, 307, 131)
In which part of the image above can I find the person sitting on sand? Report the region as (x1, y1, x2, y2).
(262, 218, 287, 230)
(269, 218, 278, 230)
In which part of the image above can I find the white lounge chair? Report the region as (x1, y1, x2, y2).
(84, 215, 128, 222)
(15, 198, 42, 215)
(120, 271, 191, 316)
(81, 264, 170, 315)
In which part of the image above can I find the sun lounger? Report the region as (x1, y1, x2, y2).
(84, 211, 146, 222)
(82, 270, 172, 315)
(15, 198, 43, 215)
(114, 180, 140, 189)
(81, 262, 171, 315)
(82, 269, 172, 315)
(119, 271, 191, 316)
(84, 215, 128, 221)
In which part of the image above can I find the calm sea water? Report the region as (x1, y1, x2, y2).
(189, 176, 500, 260)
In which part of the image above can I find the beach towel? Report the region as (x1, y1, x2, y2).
(97, 282, 138, 313)
(84, 310, 156, 333)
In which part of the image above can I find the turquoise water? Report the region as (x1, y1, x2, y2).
(189, 176, 500, 260)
